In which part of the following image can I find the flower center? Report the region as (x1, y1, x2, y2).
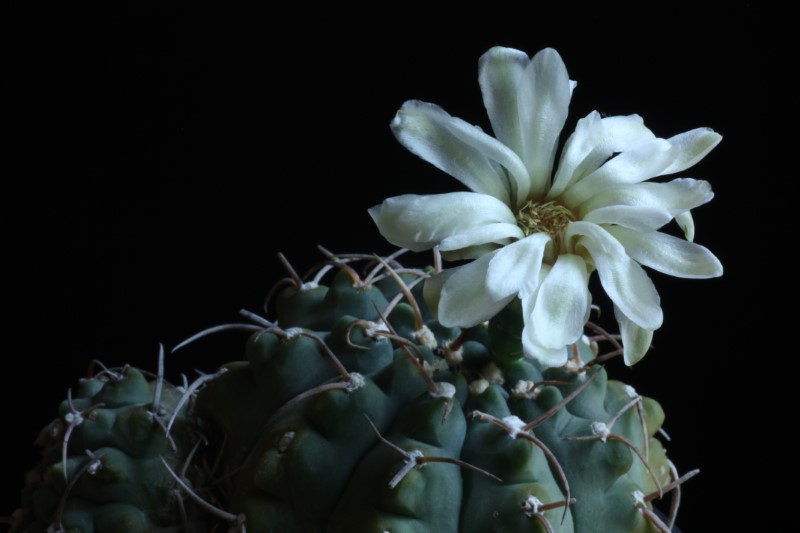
(516, 200, 575, 238)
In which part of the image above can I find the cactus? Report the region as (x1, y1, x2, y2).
(9, 251, 692, 532)
(177, 250, 690, 532)
(9, 349, 209, 532)
(7, 44, 719, 532)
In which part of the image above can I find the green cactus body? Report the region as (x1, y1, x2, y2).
(11, 366, 200, 532)
(191, 253, 682, 532)
(9, 252, 690, 533)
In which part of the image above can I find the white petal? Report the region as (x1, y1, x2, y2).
(578, 178, 714, 217)
(520, 268, 570, 368)
(516, 48, 573, 198)
(439, 110, 531, 207)
(529, 254, 590, 349)
(439, 222, 524, 252)
(614, 305, 654, 366)
(659, 128, 722, 176)
(605, 226, 723, 279)
(422, 268, 456, 321)
(392, 100, 526, 204)
(522, 335, 569, 368)
(441, 243, 501, 262)
(485, 233, 550, 300)
(549, 113, 656, 199)
(562, 138, 673, 207)
(437, 252, 514, 328)
(601, 114, 657, 148)
(566, 221, 663, 329)
(549, 111, 603, 198)
(369, 192, 515, 251)
(479, 47, 531, 193)
(675, 211, 695, 242)
(582, 206, 673, 231)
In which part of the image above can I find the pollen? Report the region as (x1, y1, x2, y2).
(516, 200, 574, 238)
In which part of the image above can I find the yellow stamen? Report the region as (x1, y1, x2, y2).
(516, 200, 574, 238)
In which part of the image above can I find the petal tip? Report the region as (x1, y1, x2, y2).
(367, 204, 382, 223)
(710, 257, 724, 278)
(479, 46, 529, 63)
(700, 127, 723, 147)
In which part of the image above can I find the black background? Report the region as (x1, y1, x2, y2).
(5, 4, 768, 531)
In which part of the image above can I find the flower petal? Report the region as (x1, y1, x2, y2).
(392, 100, 528, 204)
(614, 305, 654, 366)
(549, 113, 656, 199)
(548, 111, 603, 198)
(522, 332, 569, 368)
(562, 138, 673, 207)
(485, 233, 550, 300)
(605, 226, 723, 279)
(582, 206, 673, 231)
(479, 46, 532, 204)
(439, 222, 524, 252)
(659, 128, 722, 176)
(520, 266, 570, 367)
(438, 112, 531, 207)
(577, 178, 714, 217)
(437, 252, 515, 328)
(441, 243, 501, 262)
(566, 221, 663, 329)
(422, 267, 455, 321)
(675, 211, 695, 241)
(516, 48, 573, 198)
(529, 254, 591, 349)
(601, 114, 657, 147)
(369, 192, 515, 252)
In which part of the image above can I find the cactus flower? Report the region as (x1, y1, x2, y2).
(370, 47, 722, 367)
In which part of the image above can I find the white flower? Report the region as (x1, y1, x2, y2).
(370, 47, 722, 367)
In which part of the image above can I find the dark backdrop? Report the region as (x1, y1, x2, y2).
(5, 5, 767, 530)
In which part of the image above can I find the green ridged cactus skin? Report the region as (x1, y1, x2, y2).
(11, 366, 198, 533)
(194, 257, 680, 532)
